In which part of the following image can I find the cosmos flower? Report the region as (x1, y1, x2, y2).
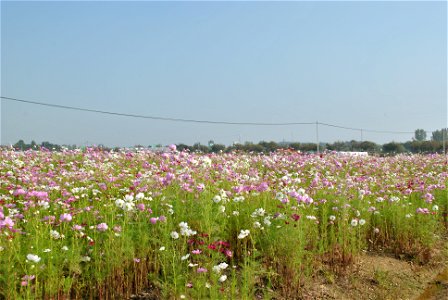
(181, 254, 190, 261)
(96, 223, 108, 232)
(59, 213, 72, 222)
(26, 254, 41, 263)
(238, 229, 250, 239)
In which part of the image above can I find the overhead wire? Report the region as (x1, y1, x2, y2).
(0, 96, 423, 134)
(0, 96, 314, 126)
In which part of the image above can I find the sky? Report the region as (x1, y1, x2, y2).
(1, 1, 447, 147)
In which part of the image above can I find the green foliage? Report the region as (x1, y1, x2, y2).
(414, 129, 427, 141)
(382, 142, 405, 154)
(432, 128, 448, 142)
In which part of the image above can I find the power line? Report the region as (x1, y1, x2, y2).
(0, 96, 418, 134)
(0, 96, 315, 126)
(319, 122, 414, 134)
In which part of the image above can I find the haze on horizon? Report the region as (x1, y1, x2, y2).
(1, 1, 447, 148)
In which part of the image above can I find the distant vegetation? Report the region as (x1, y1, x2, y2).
(8, 128, 447, 154)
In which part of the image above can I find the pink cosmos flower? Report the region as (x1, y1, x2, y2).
(60, 213, 72, 222)
(0, 217, 14, 228)
(13, 189, 27, 196)
(72, 224, 83, 231)
(96, 223, 108, 232)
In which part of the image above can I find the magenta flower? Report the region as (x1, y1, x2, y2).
(197, 267, 208, 273)
(424, 193, 434, 203)
(196, 183, 205, 192)
(191, 249, 202, 255)
(137, 203, 145, 211)
(0, 217, 14, 228)
(96, 223, 108, 232)
(60, 213, 72, 222)
(73, 224, 84, 231)
(224, 250, 233, 258)
(13, 188, 27, 196)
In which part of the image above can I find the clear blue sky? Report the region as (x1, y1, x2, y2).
(1, 1, 446, 147)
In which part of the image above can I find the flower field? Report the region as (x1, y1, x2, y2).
(0, 147, 447, 299)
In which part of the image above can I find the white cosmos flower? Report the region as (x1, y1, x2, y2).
(170, 231, 179, 239)
(237, 229, 250, 239)
(263, 217, 272, 226)
(135, 192, 145, 200)
(115, 199, 125, 208)
(26, 254, 41, 263)
(50, 230, 61, 239)
(253, 221, 261, 229)
(213, 261, 230, 273)
(218, 262, 228, 270)
(123, 202, 135, 212)
(181, 254, 190, 261)
(351, 219, 358, 227)
(124, 195, 134, 202)
(80, 256, 91, 262)
(359, 219, 366, 226)
(37, 200, 50, 210)
(218, 275, 227, 282)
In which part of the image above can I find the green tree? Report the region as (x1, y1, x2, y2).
(359, 141, 379, 152)
(210, 144, 226, 153)
(382, 142, 405, 154)
(414, 129, 427, 141)
(431, 128, 447, 142)
(14, 140, 26, 150)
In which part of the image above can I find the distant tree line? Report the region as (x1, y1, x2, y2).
(177, 139, 444, 155)
(8, 127, 447, 155)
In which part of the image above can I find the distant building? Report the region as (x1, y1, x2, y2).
(336, 151, 369, 157)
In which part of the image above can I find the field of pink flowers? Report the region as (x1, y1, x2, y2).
(0, 147, 447, 299)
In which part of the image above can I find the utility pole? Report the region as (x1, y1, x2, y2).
(360, 129, 363, 142)
(443, 128, 446, 155)
(316, 121, 320, 154)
